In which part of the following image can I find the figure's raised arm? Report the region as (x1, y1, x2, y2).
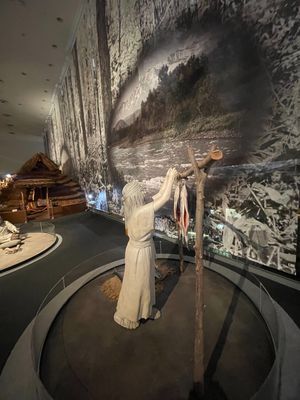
(152, 168, 172, 201)
(153, 168, 178, 212)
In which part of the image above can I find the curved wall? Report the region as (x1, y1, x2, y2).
(45, 0, 300, 276)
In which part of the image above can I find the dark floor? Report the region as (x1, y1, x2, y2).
(0, 211, 128, 371)
(41, 262, 274, 400)
(0, 210, 299, 380)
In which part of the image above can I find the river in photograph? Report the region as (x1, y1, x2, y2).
(110, 136, 241, 198)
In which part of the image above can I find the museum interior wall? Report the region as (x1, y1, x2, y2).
(45, 0, 300, 275)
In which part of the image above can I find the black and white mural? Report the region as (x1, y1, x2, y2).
(46, 0, 300, 275)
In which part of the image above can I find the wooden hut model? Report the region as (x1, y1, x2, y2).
(0, 153, 86, 223)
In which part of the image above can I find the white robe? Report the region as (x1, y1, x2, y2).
(114, 202, 156, 329)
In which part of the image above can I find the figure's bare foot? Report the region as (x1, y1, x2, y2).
(150, 307, 161, 320)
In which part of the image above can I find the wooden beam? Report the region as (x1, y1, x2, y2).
(177, 146, 223, 398)
(179, 149, 223, 179)
(188, 147, 206, 397)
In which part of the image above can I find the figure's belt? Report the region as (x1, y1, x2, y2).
(129, 239, 153, 249)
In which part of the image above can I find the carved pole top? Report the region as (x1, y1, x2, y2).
(178, 147, 223, 179)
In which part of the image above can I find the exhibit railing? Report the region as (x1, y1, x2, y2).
(30, 239, 281, 400)
(19, 221, 56, 237)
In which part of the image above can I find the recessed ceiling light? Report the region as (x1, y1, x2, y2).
(21, 33, 26, 37)
(52, 44, 58, 48)
(0, 99, 8, 104)
(2, 113, 11, 117)
(45, 78, 50, 82)
(44, 90, 48, 93)
(8, 132, 15, 135)
(21, 72, 27, 76)
(42, 99, 46, 102)
(48, 63, 53, 67)
(56, 17, 63, 22)
(18, 103, 22, 106)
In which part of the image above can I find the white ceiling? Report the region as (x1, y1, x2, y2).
(0, 0, 84, 138)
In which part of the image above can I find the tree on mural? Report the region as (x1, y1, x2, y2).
(205, 162, 299, 274)
(112, 54, 230, 145)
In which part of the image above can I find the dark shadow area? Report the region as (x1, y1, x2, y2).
(189, 380, 228, 400)
(205, 249, 300, 329)
(44, 307, 92, 399)
(203, 264, 247, 399)
(187, 249, 249, 400)
(155, 259, 181, 311)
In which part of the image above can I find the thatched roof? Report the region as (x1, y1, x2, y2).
(17, 152, 60, 175)
(2, 153, 86, 209)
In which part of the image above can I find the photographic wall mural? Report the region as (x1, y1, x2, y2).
(46, 0, 300, 275)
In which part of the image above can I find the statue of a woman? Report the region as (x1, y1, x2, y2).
(0, 216, 21, 249)
(114, 168, 178, 329)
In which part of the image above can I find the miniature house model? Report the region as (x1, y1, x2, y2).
(0, 153, 86, 223)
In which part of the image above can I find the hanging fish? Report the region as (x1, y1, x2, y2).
(174, 183, 181, 224)
(180, 183, 189, 244)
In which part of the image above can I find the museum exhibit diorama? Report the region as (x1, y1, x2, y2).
(0, 152, 86, 223)
(0, 217, 57, 272)
(0, 0, 300, 400)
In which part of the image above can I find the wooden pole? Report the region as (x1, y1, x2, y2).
(178, 225, 184, 273)
(20, 191, 27, 223)
(50, 199, 54, 219)
(188, 147, 206, 397)
(178, 146, 223, 398)
(46, 186, 51, 220)
(177, 180, 184, 273)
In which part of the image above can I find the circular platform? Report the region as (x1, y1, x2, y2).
(0, 232, 57, 272)
(40, 260, 274, 400)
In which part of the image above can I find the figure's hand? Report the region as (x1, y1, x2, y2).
(168, 167, 178, 180)
(154, 168, 178, 212)
(166, 168, 172, 177)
